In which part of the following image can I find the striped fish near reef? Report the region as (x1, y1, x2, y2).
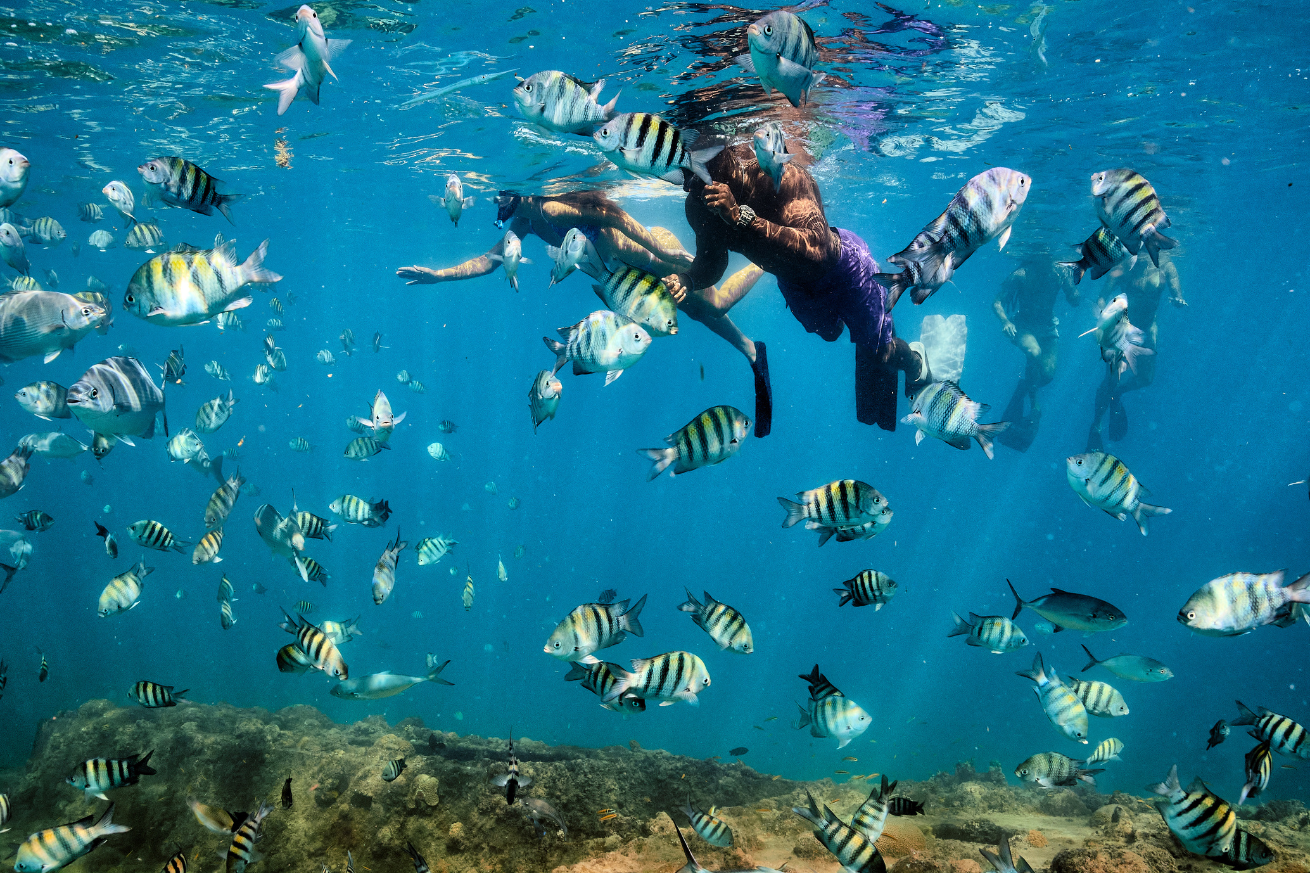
(544, 595, 646, 664)
(564, 661, 647, 715)
(1150, 765, 1236, 857)
(851, 775, 897, 842)
(66, 752, 156, 800)
(1016, 653, 1088, 744)
(14, 804, 130, 873)
(138, 156, 240, 222)
(678, 590, 753, 653)
(129, 680, 187, 708)
(225, 801, 272, 873)
(683, 799, 733, 847)
(1232, 701, 1310, 759)
(792, 792, 886, 873)
(604, 651, 711, 707)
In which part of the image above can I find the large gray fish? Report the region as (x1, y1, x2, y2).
(14, 804, 130, 873)
(0, 148, 29, 209)
(593, 113, 721, 185)
(528, 369, 563, 432)
(253, 504, 303, 557)
(1056, 226, 1136, 285)
(735, 11, 827, 108)
(878, 168, 1032, 307)
(1179, 570, 1310, 637)
(67, 357, 167, 444)
(0, 445, 33, 500)
(792, 793, 885, 873)
(19, 432, 88, 459)
(1150, 765, 1236, 857)
(948, 613, 1028, 653)
(265, 5, 351, 115)
(543, 310, 652, 384)
(1014, 752, 1099, 788)
(640, 405, 750, 480)
(0, 222, 29, 275)
(513, 70, 620, 134)
(1066, 451, 1170, 535)
(521, 798, 567, 837)
(330, 662, 451, 700)
(15, 381, 69, 419)
(1079, 646, 1172, 682)
(1016, 653, 1088, 744)
(1092, 168, 1176, 267)
(138, 157, 240, 223)
(124, 235, 280, 326)
(1008, 580, 1127, 633)
(355, 389, 406, 436)
(0, 289, 107, 364)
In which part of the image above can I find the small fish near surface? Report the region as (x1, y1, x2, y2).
(528, 369, 563, 432)
(877, 167, 1031, 307)
(640, 405, 750, 480)
(544, 309, 652, 385)
(593, 112, 721, 185)
(437, 174, 475, 226)
(138, 156, 240, 223)
(544, 595, 647, 664)
(1016, 652, 1088, 744)
(948, 613, 1029, 654)
(1178, 570, 1310, 637)
(265, 5, 352, 115)
(331, 661, 452, 700)
(835, 570, 898, 610)
(512, 70, 620, 134)
(67, 752, 156, 800)
(1008, 579, 1126, 633)
(903, 381, 1009, 459)
(753, 121, 792, 190)
(736, 11, 826, 107)
(14, 804, 130, 873)
(1014, 752, 1100, 789)
(678, 589, 753, 653)
(123, 235, 280, 327)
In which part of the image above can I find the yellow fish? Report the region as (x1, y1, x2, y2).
(771, 775, 780, 781)
(599, 813, 618, 822)
(597, 809, 615, 815)
(843, 756, 858, 762)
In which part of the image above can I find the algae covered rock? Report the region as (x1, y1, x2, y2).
(1050, 846, 1152, 873)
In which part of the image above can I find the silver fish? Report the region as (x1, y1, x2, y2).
(512, 70, 619, 134)
(0, 290, 106, 364)
(736, 11, 826, 107)
(265, 5, 352, 115)
(66, 357, 167, 444)
(528, 370, 563, 432)
(543, 310, 651, 385)
(593, 112, 720, 185)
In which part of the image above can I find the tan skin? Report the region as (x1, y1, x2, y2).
(396, 191, 762, 361)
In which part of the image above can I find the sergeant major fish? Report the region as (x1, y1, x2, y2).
(851, 774, 897, 843)
(0, 148, 30, 209)
(791, 793, 883, 873)
(138, 157, 240, 223)
(415, 534, 457, 566)
(204, 469, 245, 530)
(128, 519, 187, 553)
(1150, 765, 1236, 857)
(564, 661, 647, 714)
(736, 11, 826, 107)
(124, 221, 166, 252)
(1232, 701, 1310, 759)
(948, 613, 1029, 654)
(371, 530, 408, 605)
(15, 381, 70, 419)
(225, 801, 272, 873)
(543, 310, 652, 385)
(130, 680, 186, 708)
(1091, 168, 1177, 267)
(487, 230, 532, 291)
(1056, 226, 1135, 285)
(835, 570, 897, 610)
(98, 560, 153, 617)
(1079, 294, 1153, 376)
(67, 752, 156, 800)
(66, 356, 167, 444)
(778, 479, 888, 542)
(593, 112, 721, 185)
(683, 799, 732, 847)
(576, 245, 678, 338)
(14, 804, 129, 873)
(604, 650, 711, 707)
(1239, 742, 1272, 806)
(1014, 752, 1100, 788)
(490, 732, 531, 805)
(678, 590, 753, 653)
(1178, 570, 1310, 637)
(1016, 653, 1088, 743)
(902, 381, 1009, 459)
(1066, 451, 1170, 535)
(123, 235, 281, 326)
(512, 70, 620, 134)
(0, 290, 107, 364)
(640, 405, 750, 480)
(0, 445, 31, 500)
(1086, 737, 1124, 765)
(796, 665, 870, 748)
(1065, 677, 1129, 717)
(544, 595, 647, 664)
(545, 227, 596, 287)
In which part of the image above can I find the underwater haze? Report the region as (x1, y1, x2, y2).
(0, 0, 1308, 815)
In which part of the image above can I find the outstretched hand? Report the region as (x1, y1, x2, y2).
(1170, 296, 1189, 309)
(703, 182, 740, 225)
(662, 274, 688, 303)
(396, 266, 438, 285)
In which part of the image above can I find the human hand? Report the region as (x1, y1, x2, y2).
(396, 266, 438, 285)
(703, 183, 740, 225)
(1170, 296, 1188, 309)
(1002, 321, 1017, 339)
(663, 274, 688, 303)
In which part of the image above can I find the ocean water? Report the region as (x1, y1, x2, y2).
(0, 0, 1308, 814)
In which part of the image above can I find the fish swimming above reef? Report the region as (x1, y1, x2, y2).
(330, 662, 451, 700)
(1016, 653, 1088, 744)
(1008, 580, 1126, 633)
(14, 804, 130, 873)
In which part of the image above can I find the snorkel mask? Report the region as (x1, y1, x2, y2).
(495, 191, 523, 229)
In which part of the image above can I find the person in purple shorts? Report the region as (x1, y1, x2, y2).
(664, 144, 930, 433)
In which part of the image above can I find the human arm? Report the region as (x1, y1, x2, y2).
(700, 182, 835, 273)
(395, 224, 517, 285)
(994, 271, 1020, 338)
(539, 199, 693, 270)
(1163, 261, 1186, 307)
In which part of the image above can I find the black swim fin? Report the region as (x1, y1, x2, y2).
(751, 341, 772, 438)
(855, 343, 898, 431)
(997, 413, 1039, 453)
(1107, 396, 1128, 442)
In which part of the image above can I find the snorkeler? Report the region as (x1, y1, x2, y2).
(395, 190, 770, 434)
(992, 254, 1081, 451)
(663, 144, 929, 432)
(1086, 252, 1186, 450)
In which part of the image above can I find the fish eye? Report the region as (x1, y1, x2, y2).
(524, 84, 532, 92)
(90, 388, 98, 398)
(764, 25, 773, 34)
(126, 293, 134, 303)
(1186, 611, 1195, 620)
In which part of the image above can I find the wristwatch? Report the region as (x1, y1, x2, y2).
(736, 204, 757, 228)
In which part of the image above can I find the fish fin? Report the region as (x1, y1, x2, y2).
(215, 193, 241, 225)
(326, 37, 352, 60)
(1141, 227, 1176, 268)
(688, 146, 724, 185)
(117, 435, 136, 447)
(639, 448, 676, 480)
(240, 238, 281, 286)
(265, 73, 302, 115)
(275, 45, 307, 72)
(604, 369, 623, 386)
(42, 349, 63, 363)
(1130, 502, 1171, 536)
(735, 53, 757, 74)
(776, 497, 808, 528)
(948, 612, 972, 637)
(975, 421, 1010, 459)
(1080, 644, 1100, 672)
(1119, 341, 1154, 375)
(997, 226, 1013, 251)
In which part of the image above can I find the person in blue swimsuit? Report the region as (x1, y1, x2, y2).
(396, 190, 768, 430)
(663, 144, 929, 432)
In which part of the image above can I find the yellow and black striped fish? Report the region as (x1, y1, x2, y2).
(293, 555, 330, 586)
(605, 651, 710, 707)
(903, 381, 1009, 459)
(593, 112, 719, 185)
(225, 801, 272, 873)
(1233, 701, 1310, 759)
(192, 528, 225, 565)
(584, 260, 678, 338)
(1056, 226, 1136, 285)
(290, 615, 348, 679)
(294, 600, 315, 615)
(948, 613, 1028, 653)
(66, 751, 156, 800)
(79, 202, 104, 223)
(0, 791, 12, 831)
(836, 570, 898, 610)
(543, 309, 651, 384)
(851, 775, 896, 842)
(1091, 168, 1176, 267)
(125, 221, 166, 252)
(1066, 677, 1129, 717)
(196, 390, 238, 434)
(683, 800, 732, 847)
(124, 234, 280, 327)
(138, 157, 240, 223)
(1239, 741, 1272, 805)
(345, 436, 390, 461)
(640, 405, 751, 480)
(792, 792, 884, 873)
(564, 661, 647, 714)
(1150, 765, 1236, 857)
(291, 507, 335, 542)
(544, 596, 646, 663)
(98, 560, 153, 617)
(163, 849, 187, 873)
(1066, 452, 1171, 536)
(128, 519, 188, 553)
(276, 643, 313, 674)
(220, 599, 237, 630)
(129, 680, 188, 708)
(15, 803, 130, 872)
(678, 590, 753, 653)
(205, 470, 246, 530)
(328, 494, 391, 527)
(779, 479, 888, 546)
(1017, 653, 1088, 744)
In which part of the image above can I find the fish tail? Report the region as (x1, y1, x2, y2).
(777, 496, 807, 528)
(600, 89, 621, 121)
(639, 447, 677, 481)
(1007, 578, 1026, 620)
(875, 271, 912, 310)
(1080, 644, 1100, 672)
(241, 239, 282, 286)
(947, 611, 972, 637)
(541, 337, 568, 374)
(688, 146, 724, 185)
(91, 802, 131, 838)
(795, 702, 812, 729)
(1054, 260, 1084, 286)
(1015, 652, 1044, 683)
(1141, 226, 1177, 268)
(426, 659, 454, 685)
(974, 421, 1010, 460)
(215, 193, 241, 225)
(133, 749, 157, 776)
(1130, 501, 1171, 536)
(791, 792, 824, 828)
(834, 587, 854, 608)
(1149, 764, 1181, 798)
(1232, 701, 1258, 726)
(264, 73, 302, 116)
(577, 239, 607, 281)
(677, 588, 702, 614)
(601, 664, 635, 703)
(621, 594, 646, 637)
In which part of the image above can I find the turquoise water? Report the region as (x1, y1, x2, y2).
(0, 0, 1307, 811)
